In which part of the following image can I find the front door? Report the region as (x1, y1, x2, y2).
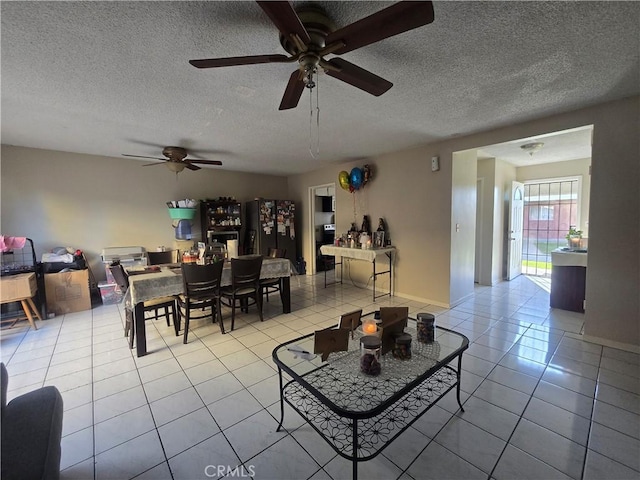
(507, 181, 525, 280)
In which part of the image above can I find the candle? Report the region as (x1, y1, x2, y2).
(362, 319, 378, 335)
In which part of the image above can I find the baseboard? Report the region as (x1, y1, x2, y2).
(571, 333, 640, 354)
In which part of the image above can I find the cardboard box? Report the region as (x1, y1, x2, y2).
(0, 273, 37, 303)
(45, 269, 91, 314)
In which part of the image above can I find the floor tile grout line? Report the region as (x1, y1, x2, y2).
(486, 328, 576, 480)
(579, 348, 604, 480)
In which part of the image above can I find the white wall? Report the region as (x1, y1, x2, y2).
(582, 98, 639, 348)
(495, 160, 517, 281)
(450, 150, 478, 305)
(477, 158, 516, 285)
(0, 146, 290, 282)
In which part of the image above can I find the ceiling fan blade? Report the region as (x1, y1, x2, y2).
(324, 58, 393, 96)
(141, 161, 166, 167)
(189, 54, 290, 69)
(325, 1, 435, 55)
(184, 162, 201, 171)
(122, 154, 165, 161)
(257, 1, 310, 44)
(188, 159, 223, 166)
(279, 70, 306, 110)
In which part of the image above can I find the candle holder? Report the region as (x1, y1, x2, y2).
(361, 318, 379, 336)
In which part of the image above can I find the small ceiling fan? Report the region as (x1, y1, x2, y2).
(189, 1, 435, 110)
(122, 146, 223, 173)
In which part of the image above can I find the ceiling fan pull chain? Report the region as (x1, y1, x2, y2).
(309, 74, 321, 159)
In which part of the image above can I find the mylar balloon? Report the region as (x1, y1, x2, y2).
(338, 171, 350, 191)
(363, 164, 372, 185)
(350, 167, 363, 190)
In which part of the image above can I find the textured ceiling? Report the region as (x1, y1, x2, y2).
(1, 1, 638, 175)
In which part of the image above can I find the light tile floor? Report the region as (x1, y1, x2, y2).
(1, 274, 639, 480)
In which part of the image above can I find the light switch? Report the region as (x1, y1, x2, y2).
(431, 156, 440, 172)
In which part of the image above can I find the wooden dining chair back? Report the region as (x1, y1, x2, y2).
(109, 263, 177, 349)
(221, 255, 263, 331)
(147, 250, 177, 265)
(176, 261, 225, 343)
(261, 248, 286, 303)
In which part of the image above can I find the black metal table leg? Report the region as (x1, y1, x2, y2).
(276, 367, 285, 431)
(456, 354, 465, 412)
(352, 418, 358, 480)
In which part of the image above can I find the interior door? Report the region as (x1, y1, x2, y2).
(507, 181, 525, 280)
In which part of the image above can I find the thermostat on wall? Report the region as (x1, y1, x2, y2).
(431, 156, 440, 172)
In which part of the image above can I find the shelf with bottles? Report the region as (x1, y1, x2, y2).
(200, 199, 242, 234)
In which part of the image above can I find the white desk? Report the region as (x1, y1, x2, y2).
(319, 245, 395, 301)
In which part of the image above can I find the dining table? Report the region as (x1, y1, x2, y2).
(124, 257, 293, 357)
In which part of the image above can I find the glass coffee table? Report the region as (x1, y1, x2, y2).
(272, 314, 469, 479)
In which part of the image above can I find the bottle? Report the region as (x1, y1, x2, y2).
(360, 336, 382, 376)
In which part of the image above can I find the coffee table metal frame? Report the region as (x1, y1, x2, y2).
(272, 313, 469, 479)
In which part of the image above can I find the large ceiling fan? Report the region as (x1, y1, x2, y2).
(189, 1, 435, 110)
(122, 146, 222, 173)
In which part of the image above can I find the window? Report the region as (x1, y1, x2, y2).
(529, 205, 555, 221)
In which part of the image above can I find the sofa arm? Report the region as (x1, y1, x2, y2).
(1, 386, 64, 480)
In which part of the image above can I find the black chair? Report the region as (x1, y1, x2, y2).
(109, 264, 177, 349)
(261, 248, 286, 303)
(175, 261, 225, 344)
(220, 255, 263, 331)
(147, 250, 177, 265)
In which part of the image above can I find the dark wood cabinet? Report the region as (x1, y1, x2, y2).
(550, 265, 586, 313)
(200, 200, 242, 243)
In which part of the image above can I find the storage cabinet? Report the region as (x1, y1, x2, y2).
(550, 265, 586, 312)
(200, 199, 242, 244)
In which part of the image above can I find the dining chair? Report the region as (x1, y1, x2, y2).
(109, 263, 177, 349)
(260, 247, 286, 303)
(175, 261, 225, 343)
(147, 250, 177, 265)
(220, 255, 263, 331)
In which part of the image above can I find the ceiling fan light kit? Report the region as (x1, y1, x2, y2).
(122, 146, 223, 173)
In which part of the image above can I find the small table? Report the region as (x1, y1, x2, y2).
(319, 245, 395, 301)
(0, 272, 41, 329)
(272, 314, 468, 479)
(126, 258, 293, 357)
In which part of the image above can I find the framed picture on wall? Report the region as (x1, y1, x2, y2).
(373, 231, 385, 248)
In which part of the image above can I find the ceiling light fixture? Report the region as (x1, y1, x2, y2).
(165, 162, 186, 173)
(520, 141, 544, 156)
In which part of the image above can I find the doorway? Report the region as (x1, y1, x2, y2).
(473, 125, 592, 285)
(308, 183, 336, 275)
(522, 177, 581, 277)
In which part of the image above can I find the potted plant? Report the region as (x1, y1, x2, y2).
(566, 226, 583, 249)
